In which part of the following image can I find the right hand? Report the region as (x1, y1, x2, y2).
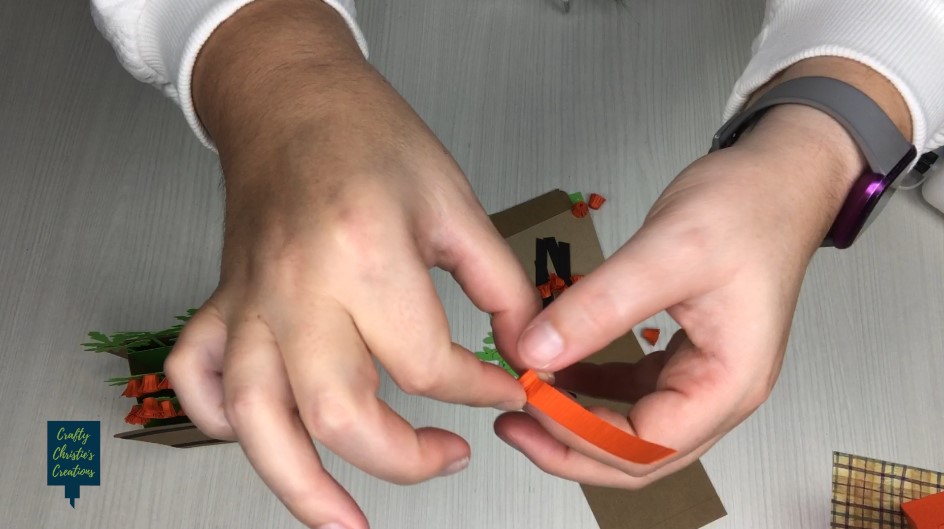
(164, 2, 540, 528)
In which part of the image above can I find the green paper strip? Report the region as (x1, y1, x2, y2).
(105, 372, 164, 386)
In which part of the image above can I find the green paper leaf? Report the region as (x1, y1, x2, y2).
(474, 332, 518, 378)
(568, 192, 585, 204)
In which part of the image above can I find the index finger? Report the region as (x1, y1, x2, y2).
(442, 210, 542, 368)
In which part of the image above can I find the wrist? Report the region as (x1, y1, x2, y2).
(192, 0, 371, 159)
(726, 104, 864, 249)
(748, 57, 912, 142)
(728, 57, 914, 245)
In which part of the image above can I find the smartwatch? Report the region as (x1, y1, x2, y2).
(710, 76, 917, 249)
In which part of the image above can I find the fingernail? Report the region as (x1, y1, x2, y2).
(316, 524, 348, 529)
(494, 399, 524, 412)
(536, 371, 555, 385)
(519, 322, 564, 368)
(440, 457, 470, 477)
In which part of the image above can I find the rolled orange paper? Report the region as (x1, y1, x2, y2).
(159, 399, 176, 418)
(140, 373, 160, 394)
(548, 273, 566, 291)
(571, 201, 589, 218)
(588, 193, 606, 210)
(122, 378, 142, 398)
(519, 370, 676, 465)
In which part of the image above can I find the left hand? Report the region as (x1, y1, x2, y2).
(494, 103, 866, 487)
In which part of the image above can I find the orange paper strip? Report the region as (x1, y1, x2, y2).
(519, 370, 676, 465)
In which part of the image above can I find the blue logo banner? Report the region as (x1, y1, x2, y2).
(47, 421, 100, 507)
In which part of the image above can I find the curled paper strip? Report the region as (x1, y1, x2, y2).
(140, 373, 160, 394)
(120, 373, 172, 398)
(548, 273, 566, 292)
(124, 398, 187, 425)
(518, 370, 676, 465)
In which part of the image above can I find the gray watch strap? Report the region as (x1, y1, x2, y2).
(711, 76, 911, 176)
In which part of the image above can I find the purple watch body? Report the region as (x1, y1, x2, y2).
(827, 146, 916, 249)
(711, 77, 917, 249)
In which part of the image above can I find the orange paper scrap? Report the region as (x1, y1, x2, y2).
(588, 193, 606, 210)
(519, 370, 676, 465)
(902, 490, 944, 529)
(641, 328, 660, 346)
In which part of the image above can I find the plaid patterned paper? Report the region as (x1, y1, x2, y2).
(832, 452, 944, 528)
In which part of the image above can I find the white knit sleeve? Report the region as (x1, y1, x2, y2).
(725, 0, 944, 153)
(90, 0, 368, 150)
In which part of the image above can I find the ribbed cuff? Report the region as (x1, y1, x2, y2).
(136, 0, 368, 151)
(724, 0, 944, 153)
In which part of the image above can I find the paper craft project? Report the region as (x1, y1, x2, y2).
(832, 451, 944, 529)
(87, 190, 723, 529)
(86, 311, 227, 448)
(490, 189, 725, 529)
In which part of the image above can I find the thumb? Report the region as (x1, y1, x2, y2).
(516, 231, 698, 371)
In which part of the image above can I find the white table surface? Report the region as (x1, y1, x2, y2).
(1, 0, 942, 528)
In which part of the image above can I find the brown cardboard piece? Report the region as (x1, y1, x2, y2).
(115, 422, 228, 448)
(491, 189, 725, 529)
